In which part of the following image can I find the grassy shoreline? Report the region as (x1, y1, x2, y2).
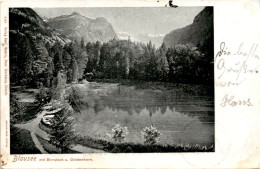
(76, 135, 214, 153)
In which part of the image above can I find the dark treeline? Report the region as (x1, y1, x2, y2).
(10, 35, 213, 88)
(84, 37, 213, 84)
(52, 37, 213, 85)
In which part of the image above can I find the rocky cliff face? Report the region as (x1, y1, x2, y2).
(9, 8, 71, 87)
(163, 7, 213, 48)
(47, 12, 117, 43)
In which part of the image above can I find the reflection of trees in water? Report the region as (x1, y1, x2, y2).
(161, 106, 167, 115)
(73, 96, 214, 124)
(92, 91, 175, 115)
(89, 99, 214, 124)
(71, 85, 214, 124)
(93, 102, 104, 114)
(179, 111, 214, 123)
(92, 101, 174, 117)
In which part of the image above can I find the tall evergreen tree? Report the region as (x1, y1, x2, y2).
(80, 37, 85, 49)
(49, 106, 78, 153)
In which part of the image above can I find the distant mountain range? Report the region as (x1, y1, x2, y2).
(117, 32, 139, 42)
(46, 12, 163, 46)
(117, 32, 164, 47)
(137, 33, 164, 47)
(47, 12, 117, 43)
(117, 7, 213, 49)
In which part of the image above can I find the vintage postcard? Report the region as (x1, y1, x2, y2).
(0, 0, 259, 168)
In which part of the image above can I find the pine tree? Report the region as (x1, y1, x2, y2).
(46, 57, 54, 87)
(156, 43, 169, 81)
(49, 106, 78, 153)
(94, 41, 101, 66)
(80, 37, 85, 49)
(53, 52, 64, 73)
(71, 56, 79, 83)
(62, 50, 71, 69)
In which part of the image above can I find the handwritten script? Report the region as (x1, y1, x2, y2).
(215, 42, 259, 107)
(220, 94, 253, 107)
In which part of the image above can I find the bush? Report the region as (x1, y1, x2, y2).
(107, 124, 129, 143)
(141, 125, 161, 145)
(35, 87, 52, 105)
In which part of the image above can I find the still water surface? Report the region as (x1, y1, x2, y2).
(72, 82, 214, 146)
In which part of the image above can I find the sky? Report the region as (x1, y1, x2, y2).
(34, 7, 204, 36)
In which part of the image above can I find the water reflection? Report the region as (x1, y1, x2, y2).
(74, 105, 214, 146)
(74, 99, 214, 123)
(72, 83, 214, 145)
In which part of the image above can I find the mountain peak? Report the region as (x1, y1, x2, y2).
(95, 17, 106, 21)
(47, 13, 117, 43)
(71, 12, 80, 16)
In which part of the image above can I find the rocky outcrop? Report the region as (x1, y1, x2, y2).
(163, 7, 213, 48)
(47, 12, 117, 43)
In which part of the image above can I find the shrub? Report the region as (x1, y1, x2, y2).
(35, 87, 52, 105)
(141, 125, 161, 145)
(107, 124, 129, 143)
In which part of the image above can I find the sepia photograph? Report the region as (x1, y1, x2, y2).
(9, 6, 214, 154)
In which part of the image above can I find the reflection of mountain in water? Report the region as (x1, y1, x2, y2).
(71, 83, 214, 124)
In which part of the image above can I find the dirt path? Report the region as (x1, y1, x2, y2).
(15, 110, 50, 153)
(15, 109, 107, 153)
(30, 132, 48, 154)
(15, 110, 50, 140)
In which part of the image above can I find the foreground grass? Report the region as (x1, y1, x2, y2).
(77, 136, 214, 153)
(10, 127, 41, 154)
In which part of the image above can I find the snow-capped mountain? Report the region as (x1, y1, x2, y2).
(117, 31, 164, 47)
